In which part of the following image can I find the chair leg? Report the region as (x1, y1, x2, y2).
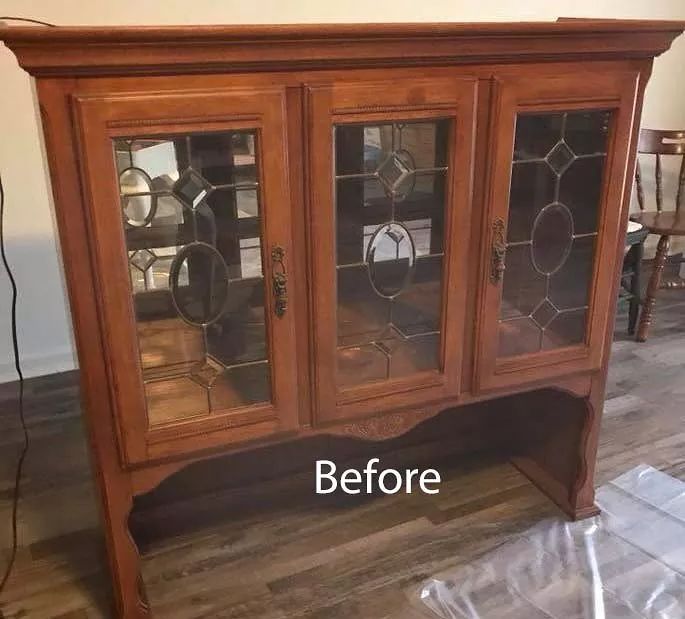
(636, 234, 670, 342)
(628, 240, 645, 335)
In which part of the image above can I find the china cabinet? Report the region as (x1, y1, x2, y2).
(2, 19, 683, 618)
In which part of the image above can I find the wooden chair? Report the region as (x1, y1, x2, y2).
(630, 128, 685, 341)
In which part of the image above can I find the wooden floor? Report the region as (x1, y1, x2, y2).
(1, 292, 685, 618)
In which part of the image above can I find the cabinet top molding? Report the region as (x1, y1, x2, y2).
(1, 19, 684, 77)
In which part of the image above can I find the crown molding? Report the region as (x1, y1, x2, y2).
(1, 19, 684, 77)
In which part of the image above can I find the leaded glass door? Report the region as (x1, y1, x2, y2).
(308, 78, 477, 422)
(477, 73, 640, 391)
(73, 88, 299, 463)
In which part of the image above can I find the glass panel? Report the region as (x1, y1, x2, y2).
(113, 131, 270, 428)
(334, 120, 449, 389)
(497, 110, 611, 358)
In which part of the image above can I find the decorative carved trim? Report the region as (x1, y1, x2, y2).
(107, 114, 261, 129)
(333, 409, 439, 441)
(144, 411, 278, 444)
(332, 103, 457, 115)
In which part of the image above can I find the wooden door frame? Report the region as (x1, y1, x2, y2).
(72, 87, 300, 464)
(306, 76, 478, 424)
(475, 71, 640, 392)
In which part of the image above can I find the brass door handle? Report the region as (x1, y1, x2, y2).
(490, 218, 507, 285)
(271, 246, 288, 317)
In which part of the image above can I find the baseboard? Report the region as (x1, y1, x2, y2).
(0, 346, 76, 383)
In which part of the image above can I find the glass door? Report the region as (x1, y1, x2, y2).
(476, 72, 640, 391)
(73, 88, 299, 463)
(308, 77, 477, 422)
(335, 120, 449, 389)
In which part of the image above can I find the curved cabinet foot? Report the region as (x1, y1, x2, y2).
(100, 484, 150, 618)
(507, 388, 603, 521)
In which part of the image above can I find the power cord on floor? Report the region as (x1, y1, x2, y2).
(0, 18, 55, 602)
(0, 174, 27, 598)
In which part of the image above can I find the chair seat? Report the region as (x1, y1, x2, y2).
(625, 220, 648, 248)
(630, 210, 685, 235)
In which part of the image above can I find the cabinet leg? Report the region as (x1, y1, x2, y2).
(636, 234, 670, 342)
(99, 480, 150, 618)
(508, 389, 601, 520)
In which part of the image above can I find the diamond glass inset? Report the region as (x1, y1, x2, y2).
(173, 168, 214, 209)
(377, 151, 413, 198)
(546, 141, 575, 174)
(190, 355, 224, 388)
(531, 299, 558, 328)
(129, 249, 156, 272)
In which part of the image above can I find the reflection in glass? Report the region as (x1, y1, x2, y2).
(334, 120, 449, 388)
(498, 110, 611, 358)
(113, 131, 270, 428)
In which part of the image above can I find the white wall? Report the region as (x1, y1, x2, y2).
(0, 0, 684, 381)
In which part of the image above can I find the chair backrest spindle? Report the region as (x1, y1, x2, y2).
(635, 159, 646, 211)
(636, 128, 685, 213)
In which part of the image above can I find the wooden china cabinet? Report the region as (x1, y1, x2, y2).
(2, 19, 683, 617)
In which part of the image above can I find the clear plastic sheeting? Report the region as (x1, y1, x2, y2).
(416, 465, 685, 619)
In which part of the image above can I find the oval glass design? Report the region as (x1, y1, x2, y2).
(169, 242, 230, 326)
(531, 203, 574, 274)
(119, 167, 157, 227)
(366, 222, 416, 298)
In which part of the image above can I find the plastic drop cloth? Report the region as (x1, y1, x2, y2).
(416, 464, 685, 619)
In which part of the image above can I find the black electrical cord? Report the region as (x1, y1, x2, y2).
(0, 17, 56, 27)
(0, 174, 27, 597)
(0, 16, 54, 602)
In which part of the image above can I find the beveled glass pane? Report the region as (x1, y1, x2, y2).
(498, 318, 542, 357)
(209, 361, 271, 410)
(564, 111, 610, 156)
(392, 256, 441, 336)
(513, 113, 564, 161)
(497, 110, 610, 358)
(531, 203, 574, 275)
(367, 222, 416, 298)
(500, 244, 546, 320)
(120, 167, 156, 227)
(337, 344, 388, 389)
(336, 177, 391, 266)
(549, 236, 596, 310)
(559, 156, 606, 235)
(169, 242, 229, 325)
(113, 129, 271, 428)
(337, 265, 387, 347)
(145, 376, 209, 426)
(507, 161, 556, 243)
(334, 120, 449, 388)
(542, 309, 587, 350)
(531, 299, 557, 329)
